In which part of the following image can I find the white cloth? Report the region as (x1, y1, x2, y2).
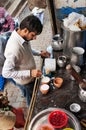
(63, 12, 86, 31)
(32, 7, 45, 24)
(2, 30, 37, 85)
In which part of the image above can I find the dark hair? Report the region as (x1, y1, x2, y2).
(20, 15, 43, 35)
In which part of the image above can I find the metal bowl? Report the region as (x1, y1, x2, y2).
(70, 103, 81, 113)
(28, 107, 81, 130)
(57, 55, 67, 68)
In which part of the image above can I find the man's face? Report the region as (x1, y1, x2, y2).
(25, 31, 37, 41)
(19, 28, 38, 41)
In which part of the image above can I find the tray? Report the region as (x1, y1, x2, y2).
(28, 107, 81, 130)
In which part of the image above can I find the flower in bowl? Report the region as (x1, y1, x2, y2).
(48, 110, 68, 129)
(37, 124, 54, 130)
(53, 77, 63, 88)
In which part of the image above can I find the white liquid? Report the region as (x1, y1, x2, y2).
(41, 84, 49, 90)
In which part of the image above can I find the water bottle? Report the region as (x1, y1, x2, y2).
(47, 45, 53, 58)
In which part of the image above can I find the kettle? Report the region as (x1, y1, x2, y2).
(52, 34, 64, 51)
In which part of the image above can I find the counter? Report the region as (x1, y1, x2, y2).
(24, 51, 86, 130)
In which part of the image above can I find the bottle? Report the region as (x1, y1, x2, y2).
(47, 45, 53, 58)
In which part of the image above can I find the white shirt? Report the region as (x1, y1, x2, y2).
(2, 30, 41, 85)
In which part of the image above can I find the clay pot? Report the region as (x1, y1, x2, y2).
(40, 84, 49, 94)
(41, 76, 50, 84)
(53, 77, 63, 88)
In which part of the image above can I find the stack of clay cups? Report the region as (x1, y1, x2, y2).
(40, 76, 50, 94)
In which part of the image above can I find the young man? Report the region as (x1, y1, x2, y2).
(2, 15, 50, 106)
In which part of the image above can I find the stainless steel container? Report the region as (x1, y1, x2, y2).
(70, 47, 85, 66)
(52, 34, 64, 51)
(61, 25, 86, 58)
(78, 81, 86, 102)
(57, 55, 67, 68)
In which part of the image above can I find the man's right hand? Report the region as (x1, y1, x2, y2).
(31, 69, 42, 77)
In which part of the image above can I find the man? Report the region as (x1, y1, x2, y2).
(2, 15, 50, 106)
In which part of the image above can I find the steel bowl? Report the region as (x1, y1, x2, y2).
(57, 55, 67, 68)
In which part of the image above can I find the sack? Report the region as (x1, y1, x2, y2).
(0, 111, 16, 130)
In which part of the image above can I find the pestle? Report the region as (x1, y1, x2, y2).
(66, 64, 86, 88)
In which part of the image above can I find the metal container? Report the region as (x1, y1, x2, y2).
(28, 107, 81, 130)
(52, 34, 64, 51)
(78, 80, 86, 102)
(70, 47, 85, 66)
(61, 25, 86, 58)
(57, 55, 67, 68)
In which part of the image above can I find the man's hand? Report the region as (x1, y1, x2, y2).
(40, 51, 50, 58)
(31, 69, 42, 77)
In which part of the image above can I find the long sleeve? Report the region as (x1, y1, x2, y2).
(2, 54, 30, 80)
(2, 30, 36, 85)
(32, 48, 41, 56)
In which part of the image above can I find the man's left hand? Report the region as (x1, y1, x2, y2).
(40, 51, 50, 58)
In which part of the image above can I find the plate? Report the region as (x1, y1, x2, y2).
(28, 107, 81, 130)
